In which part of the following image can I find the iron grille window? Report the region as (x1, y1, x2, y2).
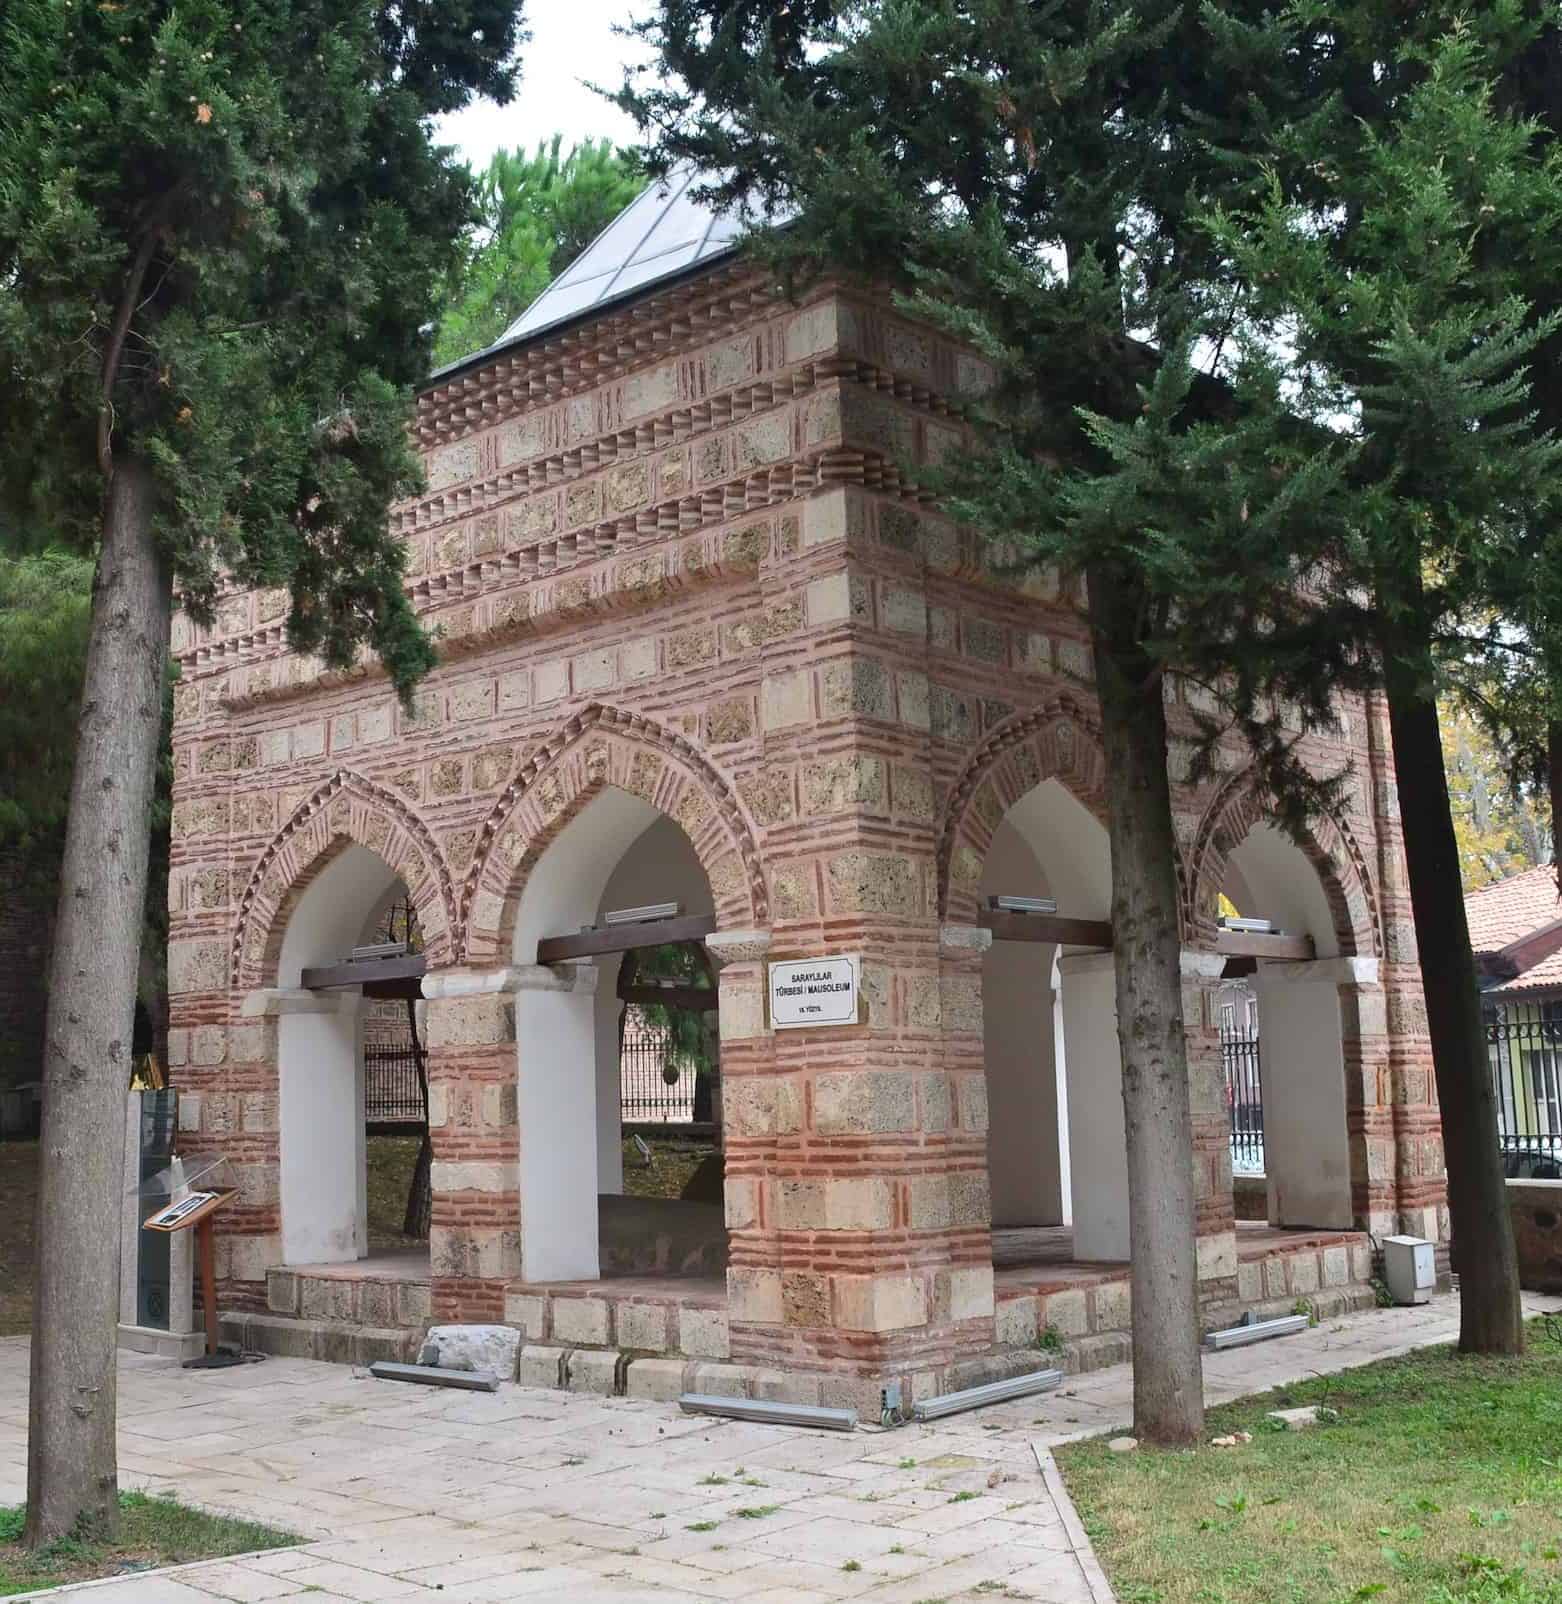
(1486, 999, 1562, 1177)
(365, 1042, 426, 1124)
(1221, 1023, 1265, 1176)
(619, 1008, 696, 1122)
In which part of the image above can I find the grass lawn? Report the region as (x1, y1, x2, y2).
(0, 1143, 36, 1337)
(1058, 1316, 1562, 1604)
(365, 1133, 423, 1252)
(0, 1490, 295, 1596)
(620, 1133, 716, 1200)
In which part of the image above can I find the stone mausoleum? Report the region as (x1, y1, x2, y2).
(162, 170, 1448, 1409)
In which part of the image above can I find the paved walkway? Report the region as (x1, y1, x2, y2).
(1, 1291, 1553, 1603)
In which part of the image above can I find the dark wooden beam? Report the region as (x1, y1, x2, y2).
(1211, 930, 1315, 961)
(301, 954, 428, 992)
(979, 910, 1113, 950)
(536, 912, 717, 964)
(619, 983, 719, 1011)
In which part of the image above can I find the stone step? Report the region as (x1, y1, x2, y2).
(220, 1310, 422, 1367)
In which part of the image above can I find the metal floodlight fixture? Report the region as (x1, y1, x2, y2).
(1203, 1313, 1309, 1351)
(909, 1367, 1063, 1423)
(989, 895, 1059, 916)
(602, 901, 681, 927)
(1219, 916, 1277, 935)
(351, 940, 409, 961)
(678, 1394, 858, 1432)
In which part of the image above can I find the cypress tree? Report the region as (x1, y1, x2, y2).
(0, 0, 523, 1542)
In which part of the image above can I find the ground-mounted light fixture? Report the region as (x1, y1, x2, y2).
(1203, 1313, 1309, 1351)
(678, 1393, 858, 1431)
(988, 895, 1059, 915)
(908, 1367, 1064, 1423)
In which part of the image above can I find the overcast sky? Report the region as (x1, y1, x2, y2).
(434, 0, 654, 171)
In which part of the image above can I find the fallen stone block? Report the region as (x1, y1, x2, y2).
(418, 1323, 522, 1379)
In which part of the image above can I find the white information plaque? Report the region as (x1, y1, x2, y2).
(769, 956, 860, 1029)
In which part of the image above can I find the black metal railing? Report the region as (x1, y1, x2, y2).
(1486, 1003, 1562, 1178)
(1221, 1029, 1265, 1175)
(620, 1016, 697, 1123)
(365, 1042, 426, 1125)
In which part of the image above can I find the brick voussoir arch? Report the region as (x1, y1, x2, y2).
(936, 695, 1114, 925)
(460, 702, 768, 962)
(1182, 769, 1382, 958)
(231, 769, 459, 989)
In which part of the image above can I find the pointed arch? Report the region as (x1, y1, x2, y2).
(460, 702, 767, 962)
(936, 696, 1113, 924)
(1182, 770, 1381, 957)
(231, 769, 458, 988)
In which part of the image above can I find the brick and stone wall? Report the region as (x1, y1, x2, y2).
(164, 264, 1446, 1399)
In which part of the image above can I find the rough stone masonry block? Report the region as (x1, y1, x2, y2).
(996, 1295, 1039, 1348)
(835, 1273, 928, 1334)
(1040, 1289, 1089, 1338)
(727, 1267, 783, 1325)
(517, 1344, 567, 1389)
(424, 994, 515, 1049)
(813, 1071, 917, 1136)
(551, 1297, 611, 1347)
(624, 1357, 687, 1402)
(947, 1265, 995, 1322)
(679, 1306, 730, 1359)
(418, 1324, 522, 1379)
(616, 1302, 671, 1353)
(1322, 1246, 1351, 1287)
(503, 1293, 547, 1339)
(567, 1349, 621, 1396)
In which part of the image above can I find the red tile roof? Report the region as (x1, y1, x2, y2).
(1463, 865, 1562, 956)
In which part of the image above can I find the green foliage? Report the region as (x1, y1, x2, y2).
(434, 138, 644, 368)
(627, 942, 717, 1077)
(0, 0, 525, 698)
(0, 551, 93, 847)
(1440, 702, 1551, 889)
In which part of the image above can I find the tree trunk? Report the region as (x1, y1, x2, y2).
(1385, 678, 1524, 1354)
(26, 458, 170, 1546)
(1087, 562, 1205, 1445)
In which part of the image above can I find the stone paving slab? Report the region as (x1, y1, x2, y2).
(3, 1290, 1558, 1603)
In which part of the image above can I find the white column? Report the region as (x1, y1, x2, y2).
(1060, 951, 1129, 1261)
(1251, 957, 1374, 1230)
(247, 987, 362, 1265)
(1052, 953, 1073, 1227)
(513, 963, 602, 1282)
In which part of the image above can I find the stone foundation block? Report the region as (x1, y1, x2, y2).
(397, 1283, 432, 1325)
(1237, 1261, 1263, 1304)
(1091, 1281, 1131, 1333)
(517, 1344, 567, 1389)
(266, 1270, 299, 1316)
(617, 1302, 671, 1353)
(686, 1362, 751, 1400)
(1039, 1288, 1088, 1338)
(995, 1295, 1039, 1348)
(752, 1368, 823, 1406)
(566, 1349, 621, 1396)
(1322, 1246, 1350, 1287)
(1289, 1253, 1321, 1295)
(503, 1293, 547, 1339)
(835, 1273, 927, 1333)
(552, 1297, 611, 1347)
(679, 1306, 730, 1359)
(624, 1357, 687, 1403)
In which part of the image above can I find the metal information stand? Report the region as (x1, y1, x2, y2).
(133, 1154, 240, 1369)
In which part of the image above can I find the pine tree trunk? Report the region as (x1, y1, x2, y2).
(26, 458, 169, 1546)
(1087, 563, 1205, 1445)
(1385, 679, 1524, 1354)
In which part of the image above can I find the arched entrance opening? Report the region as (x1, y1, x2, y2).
(511, 787, 725, 1289)
(978, 777, 1126, 1265)
(274, 843, 406, 1267)
(1217, 821, 1354, 1230)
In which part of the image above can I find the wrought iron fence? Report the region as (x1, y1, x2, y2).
(620, 1012, 696, 1123)
(1486, 1002, 1562, 1177)
(365, 1042, 426, 1125)
(1221, 1028, 1265, 1176)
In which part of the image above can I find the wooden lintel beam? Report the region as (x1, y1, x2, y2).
(979, 910, 1114, 950)
(619, 983, 719, 1012)
(537, 912, 718, 964)
(1212, 930, 1315, 961)
(301, 954, 427, 992)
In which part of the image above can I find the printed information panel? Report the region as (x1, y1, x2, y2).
(768, 955, 860, 1029)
